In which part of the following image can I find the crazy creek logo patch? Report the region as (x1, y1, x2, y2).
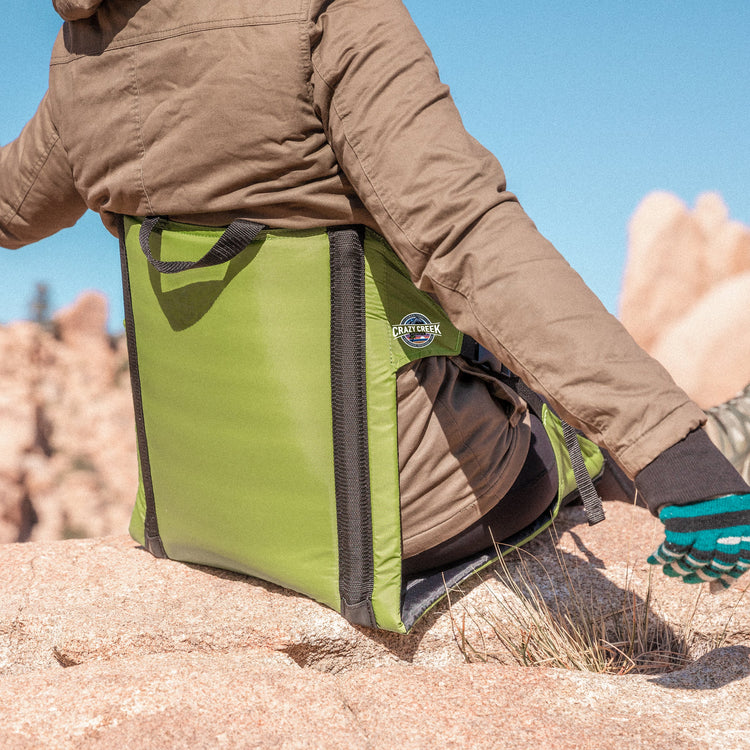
(392, 313, 442, 349)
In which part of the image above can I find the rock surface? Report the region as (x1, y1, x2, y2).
(620, 192, 750, 407)
(1, 501, 749, 749)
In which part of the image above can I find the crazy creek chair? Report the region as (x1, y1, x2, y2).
(119, 216, 605, 633)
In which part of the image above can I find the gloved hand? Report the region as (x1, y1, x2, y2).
(648, 494, 750, 588)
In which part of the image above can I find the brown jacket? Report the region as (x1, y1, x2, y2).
(1, 0, 706, 536)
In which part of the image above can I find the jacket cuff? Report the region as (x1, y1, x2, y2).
(634, 428, 750, 515)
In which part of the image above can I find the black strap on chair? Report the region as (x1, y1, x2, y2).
(139, 215, 265, 274)
(328, 225, 377, 628)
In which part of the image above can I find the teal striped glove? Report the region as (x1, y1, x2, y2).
(648, 494, 750, 588)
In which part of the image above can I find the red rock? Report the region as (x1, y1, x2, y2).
(650, 272, 750, 408)
(620, 192, 750, 407)
(620, 192, 709, 352)
(0, 295, 136, 543)
(52, 291, 109, 347)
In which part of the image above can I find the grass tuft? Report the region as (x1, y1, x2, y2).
(447, 514, 748, 675)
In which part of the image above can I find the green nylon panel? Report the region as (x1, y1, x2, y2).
(362, 230, 463, 631)
(360, 228, 603, 630)
(365, 231, 464, 369)
(124, 219, 341, 610)
(128, 451, 147, 546)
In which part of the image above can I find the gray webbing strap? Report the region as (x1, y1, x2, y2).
(118, 215, 166, 558)
(561, 421, 606, 525)
(502, 371, 605, 526)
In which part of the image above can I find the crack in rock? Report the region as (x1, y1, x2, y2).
(338, 693, 375, 749)
(7, 555, 37, 654)
(52, 646, 83, 668)
(279, 638, 360, 674)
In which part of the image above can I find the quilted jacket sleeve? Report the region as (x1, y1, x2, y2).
(309, 0, 706, 477)
(0, 92, 87, 249)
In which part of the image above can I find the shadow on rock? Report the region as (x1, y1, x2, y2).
(180, 556, 436, 665)
(649, 645, 750, 690)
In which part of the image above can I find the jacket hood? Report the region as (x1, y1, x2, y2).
(53, 0, 104, 21)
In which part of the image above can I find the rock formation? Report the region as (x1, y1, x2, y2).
(620, 192, 750, 407)
(0, 291, 137, 545)
(1, 502, 748, 748)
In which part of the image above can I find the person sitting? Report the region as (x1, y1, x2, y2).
(2, 0, 749, 590)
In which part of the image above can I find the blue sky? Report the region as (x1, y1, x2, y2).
(1, 1, 748, 330)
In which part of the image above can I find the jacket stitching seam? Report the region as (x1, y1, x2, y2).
(130, 46, 154, 215)
(312, 60, 431, 263)
(50, 16, 302, 61)
(298, 19, 315, 105)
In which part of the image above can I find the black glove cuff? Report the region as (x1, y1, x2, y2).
(635, 428, 750, 515)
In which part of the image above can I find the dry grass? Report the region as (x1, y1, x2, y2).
(447, 520, 748, 676)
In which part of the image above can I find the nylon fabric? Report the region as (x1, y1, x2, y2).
(360, 229, 466, 630)
(119, 216, 165, 558)
(124, 218, 343, 610)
